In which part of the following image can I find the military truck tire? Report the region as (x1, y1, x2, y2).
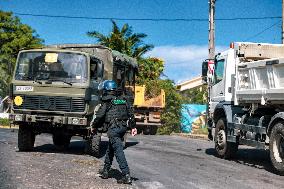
(86, 134, 101, 157)
(269, 122, 284, 175)
(18, 125, 35, 151)
(52, 133, 71, 151)
(214, 117, 238, 159)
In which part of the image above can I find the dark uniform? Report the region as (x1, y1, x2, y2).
(92, 81, 135, 184)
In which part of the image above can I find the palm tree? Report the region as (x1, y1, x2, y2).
(87, 20, 153, 59)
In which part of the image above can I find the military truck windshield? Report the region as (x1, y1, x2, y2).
(15, 51, 88, 84)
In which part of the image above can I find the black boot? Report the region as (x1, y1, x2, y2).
(117, 174, 132, 184)
(98, 168, 109, 179)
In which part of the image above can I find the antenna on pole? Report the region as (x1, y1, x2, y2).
(208, 0, 216, 59)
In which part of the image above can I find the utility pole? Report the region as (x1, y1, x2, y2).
(282, 0, 284, 44)
(208, 0, 216, 59)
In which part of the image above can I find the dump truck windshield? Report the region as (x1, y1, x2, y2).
(15, 51, 88, 84)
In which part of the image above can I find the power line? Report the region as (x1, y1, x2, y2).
(244, 20, 281, 41)
(14, 12, 281, 22)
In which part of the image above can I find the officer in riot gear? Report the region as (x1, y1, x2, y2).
(92, 80, 137, 184)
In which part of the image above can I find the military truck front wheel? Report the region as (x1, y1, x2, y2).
(269, 121, 284, 175)
(214, 117, 238, 159)
(85, 133, 101, 157)
(52, 133, 71, 151)
(18, 125, 35, 151)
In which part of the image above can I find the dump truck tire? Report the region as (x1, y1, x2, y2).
(150, 126, 158, 135)
(269, 121, 284, 175)
(85, 134, 101, 157)
(52, 133, 71, 151)
(214, 117, 238, 159)
(18, 125, 35, 151)
(143, 126, 151, 135)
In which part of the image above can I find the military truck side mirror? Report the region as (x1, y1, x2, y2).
(116, 70, 122, 80)
(97, 61, 104, 80)
(202, 61, 208, 83)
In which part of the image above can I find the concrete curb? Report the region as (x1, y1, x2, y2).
(0, 125, 18, 129)
(170, 133, 208, 140)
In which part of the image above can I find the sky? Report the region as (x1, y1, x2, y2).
(0, 0, 282, 83)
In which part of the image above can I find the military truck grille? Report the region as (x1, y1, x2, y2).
(15, 95, 85, 112)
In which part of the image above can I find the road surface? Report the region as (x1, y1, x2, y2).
(0, 128, 283, 189)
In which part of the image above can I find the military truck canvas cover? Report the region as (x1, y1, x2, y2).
(46, 44, 113, 79)
(112, 50, 138, 70)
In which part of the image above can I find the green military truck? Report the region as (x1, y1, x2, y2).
(9, 44, 137, 156)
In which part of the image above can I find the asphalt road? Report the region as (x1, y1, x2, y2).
(0, 128, 283, 189)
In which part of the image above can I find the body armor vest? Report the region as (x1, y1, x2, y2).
(105, 97, 129, 123)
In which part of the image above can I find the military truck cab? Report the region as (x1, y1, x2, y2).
(10, 44, 137, 156)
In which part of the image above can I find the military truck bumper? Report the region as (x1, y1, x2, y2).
(9, 113, 88, 126)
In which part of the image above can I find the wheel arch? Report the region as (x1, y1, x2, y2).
(213, 103, 233, 126)
(268, 112, 284, 136)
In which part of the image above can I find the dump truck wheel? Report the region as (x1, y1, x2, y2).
(150, 126, 158, 135)
(52, 133, 71, 151)
(18, 125, 35, 151)
(143, 126, 151, 135)
(269, 121, 284, 175)
(85, 133, 101, 157)
(214, 117, 238, 159)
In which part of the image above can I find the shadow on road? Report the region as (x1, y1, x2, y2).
(33, 140, 86, 155)
(31, 139, 139, 158)
(205, 148, 276, 174)
(105, 168, 139, 182)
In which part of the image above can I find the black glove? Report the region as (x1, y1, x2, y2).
(128, 116, 136, 129)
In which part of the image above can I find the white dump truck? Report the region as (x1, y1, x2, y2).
(202, 42, 284, 174)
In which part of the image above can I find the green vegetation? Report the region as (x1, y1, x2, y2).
(88, 21, 183, 134)
(0, 11, 43, 97)
(182, 85, 207, 104)
(0, 118, 10, 126)
(87, 20, 153, 59)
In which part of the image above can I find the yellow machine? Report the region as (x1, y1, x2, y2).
(133, 85, 165, 135)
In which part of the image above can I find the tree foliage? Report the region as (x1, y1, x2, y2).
(0, 11, 43, 97)
(136, 57, 164, 84)
(87, 20, 153, 59)
(145, 80, 182, 134)
(182, 85, 207, 104)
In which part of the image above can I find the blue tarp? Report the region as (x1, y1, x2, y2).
(181, 104, 207, 133)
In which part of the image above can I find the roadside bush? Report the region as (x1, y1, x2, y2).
(144, 79, 183, 135)
(0, 118, 10, 126)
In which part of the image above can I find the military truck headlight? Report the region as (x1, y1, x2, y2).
(15, 114, 23, 121)
(72, 118, 79, 125)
